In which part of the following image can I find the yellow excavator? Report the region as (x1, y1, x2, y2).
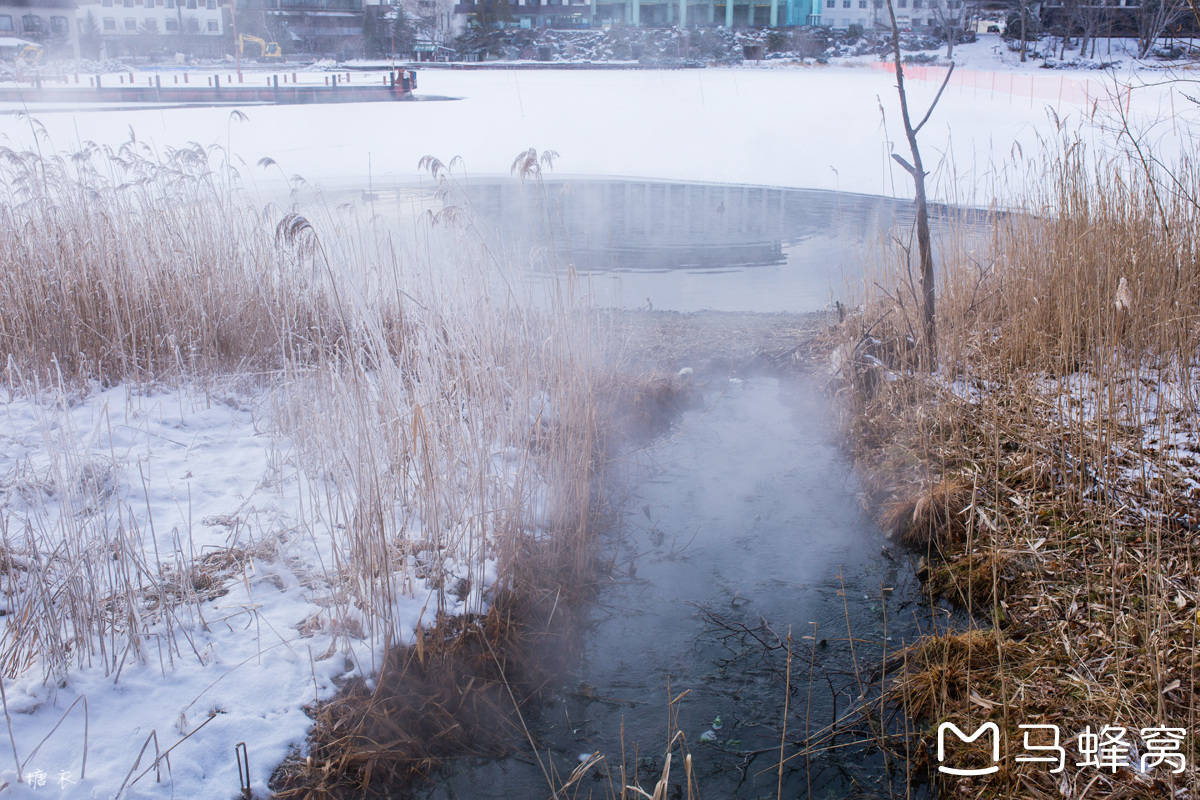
(237, 34, 284, 62)
(16, 43, 43, 65)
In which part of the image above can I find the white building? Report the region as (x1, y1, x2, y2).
(818, 0, 970, 31)
(77, 0, 224, 57)
(0, 0, 79, 59)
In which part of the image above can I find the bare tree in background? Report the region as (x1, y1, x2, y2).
(1135, 0, 1189, 57)
(930, 0, 976, 58)
(1069, 0, 1104, 61)
(884, 0, 955, 365)
(1007, 0, 1040, 61)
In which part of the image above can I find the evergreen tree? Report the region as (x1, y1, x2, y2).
(80, 10, 101, 59)
(391, 5, 413, 56)
(363, 7, 384, 58)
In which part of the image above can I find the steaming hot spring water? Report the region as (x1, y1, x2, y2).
(317, 178, 973, 797)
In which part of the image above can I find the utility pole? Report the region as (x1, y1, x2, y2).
(230, 0, 243, 82)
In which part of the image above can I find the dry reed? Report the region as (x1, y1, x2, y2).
(0, 134, 666, 799)
(831, 130, 1200, 797)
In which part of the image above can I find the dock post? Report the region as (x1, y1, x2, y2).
(96, 75, 101, 90)
(273, 74, 279, 88)
(215, 74, 220, 90)
(155, 74, 161, 88)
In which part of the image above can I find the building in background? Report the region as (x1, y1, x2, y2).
(1, 0, 79, 58)
(76, 0, 223, 57)
(230, 0, 365, 58)
(452, 0, 825, 29)
(818, 0, 974, 30)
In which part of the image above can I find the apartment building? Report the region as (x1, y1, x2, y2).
(77, 0, 224, 56)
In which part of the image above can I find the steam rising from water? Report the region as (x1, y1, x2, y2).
(422, 375, 932, 798)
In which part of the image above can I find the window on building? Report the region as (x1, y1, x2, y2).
(874, 0, 881, 6)
(859, 1, 866, 7)
(124, 17, 136, 29)
(0, 14, 11, 30)
(103, 16, 116, 28)
(22, 15, 41, 31)
(842, 1, 850, 7)
(912, 0, 920, 7)
(207, 18, 217, 29)
(165, 0, 173, 7)
(897, 0, 905, 7)
(123, 0, 133, 7)
(165, 16, 177, 28)
(207, 0, 216, 7)
(826, 0, 835, 8)
(51, 15, 68, 31)
(102, 0, 112, 6)
(142, 16, 157, 28)
(187, 0, 196, 8)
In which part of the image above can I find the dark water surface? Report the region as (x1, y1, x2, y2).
(330, 177, 982, 313)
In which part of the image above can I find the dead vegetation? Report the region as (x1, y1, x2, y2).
(270, 574, 583, 797)
(827, 136, 1200, 797)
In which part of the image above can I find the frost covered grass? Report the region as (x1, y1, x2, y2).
(0, 135, 627, 797)
(830, 125, 1200, 795)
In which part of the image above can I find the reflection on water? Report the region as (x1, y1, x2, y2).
(329, 177, 985, 313)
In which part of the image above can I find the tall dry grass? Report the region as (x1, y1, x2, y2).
(0, 132, 618, 694)
(836, 129, 1200, 797)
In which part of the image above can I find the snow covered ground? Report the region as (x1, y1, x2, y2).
(1, 35, 1198, 799)
(0, 383, 439, 798)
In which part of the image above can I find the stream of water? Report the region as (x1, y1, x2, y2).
(422, 374, 943, 799)
(317, 178, 973, 797)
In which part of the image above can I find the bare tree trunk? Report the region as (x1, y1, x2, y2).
(885, 0, 954, 366)
(1020, 3, 1027, 61)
